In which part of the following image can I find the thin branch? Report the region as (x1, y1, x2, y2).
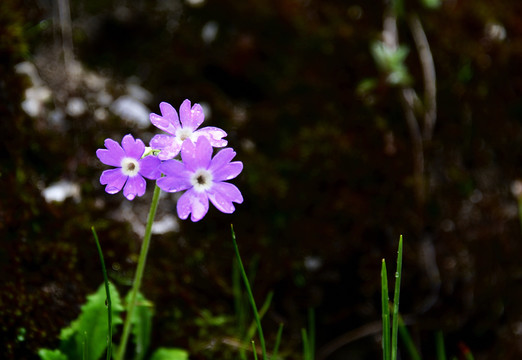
(382, 1, 399, 50)
(316, 316, 416, 360)
(408, 14, 437, 141)
(57, 0, 74, 75)
(381, 2, 429, 207)
(399, 88, 425, 206)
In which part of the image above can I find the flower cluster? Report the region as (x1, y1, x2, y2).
(96, 99, 243, 221)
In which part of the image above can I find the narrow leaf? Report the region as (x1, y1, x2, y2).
(251, 341, 259, 360)
(398, 315, 421, 360)
(381, 259, 390, 360)
(92, 226, 113, 360)
(271, 323, 284, 360)
(436, 330, 447, 360)
(231, 224, 267, 359)
(308, 308, 315, 358)
(391, 235, 403, 360)
(246, 291, 273, 340)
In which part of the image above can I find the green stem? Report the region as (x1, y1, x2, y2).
(116, 184, 162, 360)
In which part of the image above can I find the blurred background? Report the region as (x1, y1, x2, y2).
(2, 0, 522, 359)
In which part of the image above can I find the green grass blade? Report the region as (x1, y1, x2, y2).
(231, 225, 267, 359)
(308, 308, 315, 359)
(301, 328, 310, 360)
(91, 226, 112, 360)
(397, 315, 421, 360)
(251, 341, 259, 360)
(247, 291, 274, 340)
(233, 257, 247, 334)
(460, 343, 474, 360)
(233, 257, 248, 360)
(271, 323, 284, 360)
(391, 235, 403, 360)
(381, 259, 390, 360)
(436, 331, 447, 360)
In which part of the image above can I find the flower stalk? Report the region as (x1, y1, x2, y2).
(115, 184, 162, 360)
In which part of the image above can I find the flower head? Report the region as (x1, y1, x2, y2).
(150, 99, 228, 160)
(96, 134, 161, 200)
(157, 136, 243, 221)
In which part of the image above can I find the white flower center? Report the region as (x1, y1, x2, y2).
(176, 128, 193, 142)
(120, 157, 140, 177)
(190, 168, 213, 192)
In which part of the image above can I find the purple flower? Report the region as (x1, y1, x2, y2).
(150, 99, 228, 160)
(96, 134, 161, 200)
(157, 136, 243, 222)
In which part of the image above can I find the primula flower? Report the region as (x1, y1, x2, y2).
(157, 136, 243, 222)
(149, 99, 227, 160)
(96, 134, 161, 200)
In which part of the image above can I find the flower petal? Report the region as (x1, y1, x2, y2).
(150, 113, 175, 135)
(160, 101, 178, 119)
(100, 168, 127, 194)
(150, 134, 182, 160)
(157, 175, 191, 193)
(212, 161, 243, 182)
(194, 127, 228, 147)
(121, 134, 145, 159)
(97, 138, 125, 166)
(139, 155, 161, 179)
(208, 148, 236, 172)
(104, 138, 125, 155)
(181, 137, 212, 171)
(176, 189, 209, 222)
(96, 149, 122, 167)
(207, 189, 234, 214)
(159, 159, 189, 177)
(150, 102, 180, 135)
(179, 99, 205, 130)
(210, 181, 243, 206)
(123, 175, 146, 200)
